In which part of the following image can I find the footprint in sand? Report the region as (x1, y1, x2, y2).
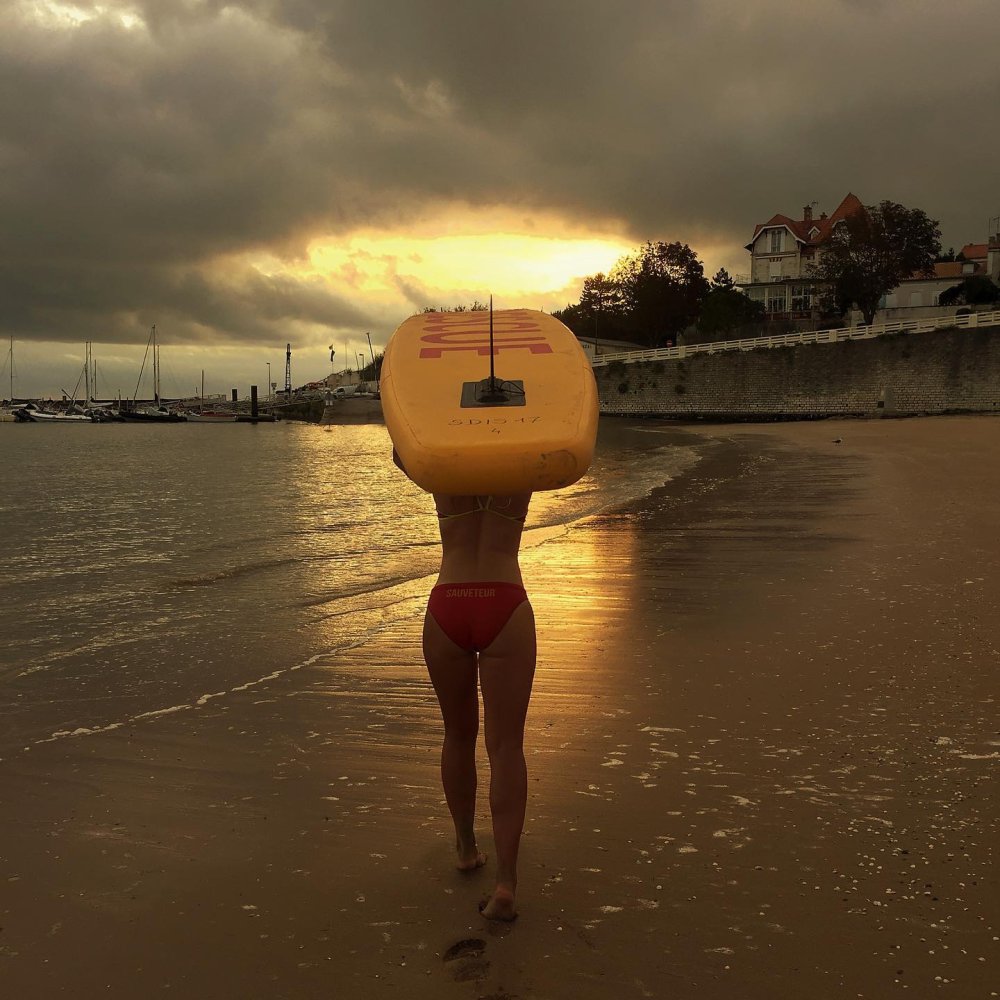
(442, 937, 490, 983)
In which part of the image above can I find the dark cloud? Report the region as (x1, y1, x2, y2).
(2, 0, 999, 354)
(0, 257, 374, 347)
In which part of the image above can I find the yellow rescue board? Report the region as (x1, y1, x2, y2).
(381, 309, 598, 495)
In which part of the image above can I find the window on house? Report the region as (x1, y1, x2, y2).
(790, 286, 812, 311)
(767, 290, 787, 312)
(769, 230, 783, 253)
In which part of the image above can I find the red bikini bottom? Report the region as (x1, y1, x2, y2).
(427, 582, 528, 653)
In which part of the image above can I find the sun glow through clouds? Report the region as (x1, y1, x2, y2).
(23, 1, 144, 30)
(304, 214, 633, 309)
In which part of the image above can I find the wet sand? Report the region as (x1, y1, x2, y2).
(2, 415, 998, 999)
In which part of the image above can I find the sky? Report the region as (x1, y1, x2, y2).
(3, 0, 1000, 399)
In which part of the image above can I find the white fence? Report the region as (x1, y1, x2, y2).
(589, 308, 1000, 368)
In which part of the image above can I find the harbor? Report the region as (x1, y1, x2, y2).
(2, 334, 383, 425)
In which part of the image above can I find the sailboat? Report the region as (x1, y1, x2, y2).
(119, 325, 187, 422)
(28, 343, 116, 422)
(76, 341, 121, 421)
(0, 338, 16, 421)
(6, 340, 98, 423)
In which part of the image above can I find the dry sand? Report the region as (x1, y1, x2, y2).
(2, 414, 998, 999)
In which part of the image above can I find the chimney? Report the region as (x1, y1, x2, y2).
(820, 212, 828, 221)
(988, 234, 1000, 281)
(803, 205, 813, 223)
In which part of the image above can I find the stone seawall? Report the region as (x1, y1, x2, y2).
(319, 396, 383, 424)
(594, 326, 1000, 420)
(271, 398, 326, 422)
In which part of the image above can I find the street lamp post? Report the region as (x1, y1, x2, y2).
(266, 363, 271, 401)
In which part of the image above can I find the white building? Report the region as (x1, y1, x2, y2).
(883, 240, 1000, 318)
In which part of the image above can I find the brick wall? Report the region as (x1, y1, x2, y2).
(594, 327, 1000, 419)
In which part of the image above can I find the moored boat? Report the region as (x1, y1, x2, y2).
(117, 404, 188, 423)
(121, 325, 188, 422)
(13, 402, 94, 422)
(185, 410, 238, 423)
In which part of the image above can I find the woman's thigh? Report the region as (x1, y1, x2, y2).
(478, 601, 537, 742)
(423, 609, 479, 733)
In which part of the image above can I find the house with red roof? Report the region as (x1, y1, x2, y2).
(739, 196, 1000, 323)
(739, 193, 864, 319)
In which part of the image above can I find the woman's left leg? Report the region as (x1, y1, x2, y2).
(423, 609, 485, 869)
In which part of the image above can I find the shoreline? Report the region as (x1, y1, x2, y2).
(2, 415, 998, 998)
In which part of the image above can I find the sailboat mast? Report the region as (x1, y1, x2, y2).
(152, 324, 159, 407)
(489, 296, 495, 390)
(8, 338, 12, 404)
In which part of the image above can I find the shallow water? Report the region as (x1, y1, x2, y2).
(0, 418, 701, 753)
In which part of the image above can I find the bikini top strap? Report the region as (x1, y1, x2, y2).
(435, 496, 527, 523)
(480, 496, 527, 523)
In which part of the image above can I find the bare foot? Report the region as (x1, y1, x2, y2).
(456, 839, 487, 871)
(457, 851, 487, 871)
(479, 886, 517, 921)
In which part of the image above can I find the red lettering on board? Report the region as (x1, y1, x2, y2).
(419, 343, 554, 358)
(420, 323, 541, 338)
(420, 312, 539, 332)
(419, 331, 545, 345)
(414, 310, 555, 359)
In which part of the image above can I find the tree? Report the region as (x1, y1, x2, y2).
(611, 241, 710, 346)
(577, 272, 628, 338)
(580, 272, 623, 322)
(551, 302, 590, 336)
(808, 200, 942, 325)
(421, 301, 489, 313)
(552, 274, 625, 339)
(699, 284, 765, 338)
(711, 267, 737, 290)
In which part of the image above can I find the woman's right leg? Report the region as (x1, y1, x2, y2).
(423, 609, 485, 870)
(477, 600, 537, 920)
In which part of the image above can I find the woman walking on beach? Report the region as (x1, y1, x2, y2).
(423, 491, 535, 921)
